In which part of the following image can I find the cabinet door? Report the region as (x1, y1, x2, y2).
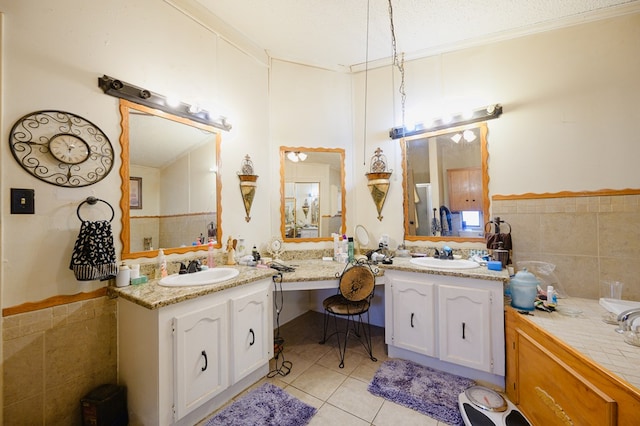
(230, 287, 270, 383)
(438, 284, 492, 372)
(447, 167, 482, 212)
(173, 301, 228, 420)
(389, 277, 436, 356)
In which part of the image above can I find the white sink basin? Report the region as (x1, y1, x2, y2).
(159, 267, 240, 287)
(409, 257, 480, 270)
(599, 298, 640, 315)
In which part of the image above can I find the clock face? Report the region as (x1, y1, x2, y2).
(9, 110, 114, 187)
(49, 134, 90, 164)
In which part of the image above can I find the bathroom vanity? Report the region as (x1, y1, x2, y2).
(382, 259, 509, 387)
(505, 299, 640, 425)
(113, 267, 275, 426)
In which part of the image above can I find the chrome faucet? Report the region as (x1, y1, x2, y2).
(179, 260, 202, 274)
(615, 308, 640, 333)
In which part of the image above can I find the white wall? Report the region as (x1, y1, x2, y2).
(0, 0, 270, 307)
(351, 12, 640, 249)
(1, 2, 639, 308)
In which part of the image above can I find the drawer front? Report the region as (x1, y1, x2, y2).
(517, 330, 617, 425)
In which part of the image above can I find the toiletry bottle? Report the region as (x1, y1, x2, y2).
(252, 245, 260, 261)
(157, 248, 167, 278)
(116, 263, 130, 287)
(546, 285, 557, 308)
(207, 239, 216, 267)
(342, 234, 348, 255)
(333, 233, 340, 261)
(347, 237, 354, 262)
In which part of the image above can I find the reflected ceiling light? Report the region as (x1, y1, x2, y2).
(389, 103, 502, 139)
(463, 129, 477, 142)
(286, 151, 307, 162)
(98, 75, 232, 131)
(451, 133, 462, 143)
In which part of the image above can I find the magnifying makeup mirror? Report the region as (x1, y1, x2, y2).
(354, 225, 370, 258)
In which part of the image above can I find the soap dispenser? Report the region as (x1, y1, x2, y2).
(157, 249, 168, 278)
(207, 239, 216, 267)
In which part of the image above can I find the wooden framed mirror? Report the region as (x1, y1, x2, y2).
(119, 99, 222, 259)
(402, 122, 489, 242)
(280, 146, 345, 242)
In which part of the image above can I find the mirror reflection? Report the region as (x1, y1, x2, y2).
(280, 147, 345, 241)
(403, 123, 489, 241)
(119, 100, 222, 259)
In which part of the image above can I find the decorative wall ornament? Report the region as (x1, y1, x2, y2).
(9, 110, 114, 187)
(237, 154, 258, 222)
(365, 147, 392, 221)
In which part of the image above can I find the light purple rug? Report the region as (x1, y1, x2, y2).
(204, 383, 316, 426)
(368, 359, 475, 426)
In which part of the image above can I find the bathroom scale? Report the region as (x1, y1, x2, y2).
(458, 386, 531, 426)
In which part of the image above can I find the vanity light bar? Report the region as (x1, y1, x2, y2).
(97, 75, 232, 131)
(389, 104, 502, 140)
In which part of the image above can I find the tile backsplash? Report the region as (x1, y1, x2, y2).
(492, 194, 640, 301)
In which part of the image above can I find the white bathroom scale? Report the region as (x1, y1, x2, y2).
(458, 386, 531, 426)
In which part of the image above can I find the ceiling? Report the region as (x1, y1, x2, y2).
(187, 0, 639, 71)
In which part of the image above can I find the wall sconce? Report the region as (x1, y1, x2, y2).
(302, 198, 310, 218)
(286, 151, 307, 162)
(365, 147, 393, 221)
(237, 155, 258, 222)
(98, 75, 232, 131)
(389, 104, 502, 139)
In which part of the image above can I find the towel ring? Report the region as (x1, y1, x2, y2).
(484, 220, 511, 234)
(77, 196, 115, 223)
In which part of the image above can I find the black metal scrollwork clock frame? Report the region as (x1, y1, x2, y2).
(9, 110, 114, 187)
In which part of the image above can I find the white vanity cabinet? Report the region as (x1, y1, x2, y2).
(230, 286, 271, 383)
(118, 278, 272, 426)
(385, 270, 505, 387)
(386, 275, 437, 357)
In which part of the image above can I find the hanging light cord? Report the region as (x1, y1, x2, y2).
(362, 0, 371, 166)
(388, 0, 407, 248)
(388, 0, 406, 137)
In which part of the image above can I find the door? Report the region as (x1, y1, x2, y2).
(173, 301, 228, 420)
(389, 277, 436, 356)
(438, 284, 492, 372)
(230, 287, 270, 383)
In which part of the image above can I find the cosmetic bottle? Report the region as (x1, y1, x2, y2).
(207, 239, 216, 267)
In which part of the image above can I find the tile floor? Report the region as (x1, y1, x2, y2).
(201, 310, 448, 425)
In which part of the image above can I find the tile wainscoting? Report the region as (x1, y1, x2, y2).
(2, 297, 117, 425)
(492, 192, 640, 300)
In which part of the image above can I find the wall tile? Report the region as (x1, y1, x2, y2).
(540, 212, 598, 256)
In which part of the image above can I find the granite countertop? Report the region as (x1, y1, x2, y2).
(515, 297, 640, 391)
(109, 257, 509, 310)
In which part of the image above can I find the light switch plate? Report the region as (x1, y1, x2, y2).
(11, 188, 35, 214)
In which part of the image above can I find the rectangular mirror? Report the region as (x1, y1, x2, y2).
(280, 147, 345, 242)
(119, 99, 222, 259)
(402, 123, 489, 241)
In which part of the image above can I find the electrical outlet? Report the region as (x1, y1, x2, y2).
(11, 188, 35, 214)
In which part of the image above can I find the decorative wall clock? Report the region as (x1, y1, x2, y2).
(9, 110, 114, 187)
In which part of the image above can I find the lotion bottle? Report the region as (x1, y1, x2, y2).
(207, 239, 216, 267)
(157, 249, 167, 278)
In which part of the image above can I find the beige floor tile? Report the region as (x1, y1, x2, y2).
(373, 400, 440, 426)
(308, 403, 371, 426)
(282, 386, 325, 410)
(289, 363, 347, 401)
(328, 377, 384, 422)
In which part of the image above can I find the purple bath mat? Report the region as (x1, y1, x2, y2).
(204, 382, 316, 426)
(368, 359, 475, 425)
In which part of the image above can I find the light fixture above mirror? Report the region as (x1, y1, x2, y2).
(99, 75, 232, 132)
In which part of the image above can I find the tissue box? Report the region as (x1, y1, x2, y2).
(487, 260, 503, 271)
(130, 275, 148, 285)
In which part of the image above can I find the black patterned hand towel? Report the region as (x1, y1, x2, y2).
(69, 220, 117, 281)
